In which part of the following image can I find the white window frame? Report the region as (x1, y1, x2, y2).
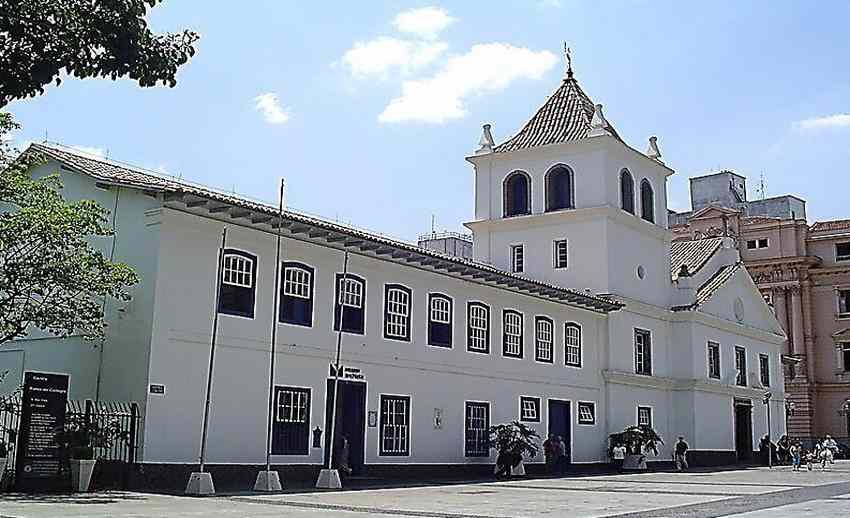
(577, 401, 596, 425)
(836, 242, 850, 262)
(634, 328, 652, 375)
(464, 401, 490, 457)
(707, 341, 721, 380)
(503, 310, 523, 358)
(338, 277, 364, 308)
(837, 288, 850, 318)
(429, 295, 451, 324)
(637, 405, 652, 427)
(565, 323, 582, 367)
(223, 253, 253, 288)
(283, 266, 311, 299)
(467, 302, 490, 353)
(379, 394, 411, 456)
(511, 244, 524, 274)
(535, 316, 553, 363)
(735, 346, 747, 387)
(519, 396, 541, 422)
(553, 239, 569, 269)
(759, 353, 770, 387)
(384, 285, 411, 341)
(276, 387, 309, 423)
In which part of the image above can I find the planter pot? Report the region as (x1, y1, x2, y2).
(511, 460, 526, 477)
(70, 459, 96, 492)
(622, 454, 647, 470)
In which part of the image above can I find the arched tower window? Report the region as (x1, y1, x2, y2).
(545, 165, 574, 212)
(620, 170, 635, 214)
(640, 179, 655, 223)
(503, 171, 531, 217)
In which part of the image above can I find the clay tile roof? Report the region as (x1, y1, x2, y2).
(493, 74, 620, 153)
(22, 142, 623, 314)
(810, 219, 850, 233)
(672, 262, 744, 312)
(669, 237, 723, 280)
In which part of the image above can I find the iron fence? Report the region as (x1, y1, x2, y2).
(0, 393, 141, 490)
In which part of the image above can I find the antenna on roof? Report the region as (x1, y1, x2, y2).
(431, 214, 436, 235)
(758, 172, 766, 201)
(563, 42, 573, 78)
(44, 129, 48, 142)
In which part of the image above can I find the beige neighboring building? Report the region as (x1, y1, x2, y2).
(671, 171, 850, 439)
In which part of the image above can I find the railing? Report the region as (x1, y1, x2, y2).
(0, 393, 141, 490)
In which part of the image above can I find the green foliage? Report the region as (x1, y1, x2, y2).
(609, 425, 664, 456)
(0, 113, 138, 345)
(488, 421, 540, 459)
(0, 0, 199, 107)
(55, 413, 131, 461)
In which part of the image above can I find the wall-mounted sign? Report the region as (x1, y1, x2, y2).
(149, 384, 166, 395)
(329, 364, 365, 381)
(368, 411, 378, 428)
(15, 372, 69, 491)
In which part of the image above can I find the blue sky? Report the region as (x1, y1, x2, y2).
(8, 1, 850, 241)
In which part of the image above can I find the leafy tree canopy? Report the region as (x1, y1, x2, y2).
(0, 113, 138, 345)
(0, 0, 199, 107)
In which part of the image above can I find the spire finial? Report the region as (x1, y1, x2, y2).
(564, 42, 573, 78)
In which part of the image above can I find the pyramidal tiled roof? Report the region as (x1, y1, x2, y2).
(493, 72, 620, 153)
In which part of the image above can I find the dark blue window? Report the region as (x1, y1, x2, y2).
(545, 165, 574, 211)
(427, 293, 452, 348)
(504, 171, 531, 217)
(280, 262, 314, 327)
(334, 273, 366, 335)
(219, 249, 257, 318)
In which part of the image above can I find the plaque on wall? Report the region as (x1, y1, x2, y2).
(15, 371, 70, 491)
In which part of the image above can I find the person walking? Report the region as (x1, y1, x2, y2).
(674, 437, 689, 472)
(543, 434, 557, 475)
(555, 436, 567, 476)
(612, 443, 626, 473)
(823, 435, 838, 464)
(789, 442, 801, 471)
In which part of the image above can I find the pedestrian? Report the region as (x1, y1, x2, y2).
(823, 435, 838, 464)
(543, 434, 557, 474)
(334, 434, 352, 476)
(555, 435, 567, 475)
(674, 436, 689, 472)
(759, 435, 772, 466)
(789, 442, 801, 471)
(612, 442, 626, 473)
(776, 435, 790, 465)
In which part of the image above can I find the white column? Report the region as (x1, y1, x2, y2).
(790, 287, 804, 357)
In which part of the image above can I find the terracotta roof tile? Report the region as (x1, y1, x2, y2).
(810, 219, 850, 233)
(670, 237, 723, 279)
(493, 75, 620, 153)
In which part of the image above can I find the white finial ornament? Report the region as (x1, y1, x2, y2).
(588, 104, 611, 137)
(476, 123, 495, 154)
(646, 136, 663, 162)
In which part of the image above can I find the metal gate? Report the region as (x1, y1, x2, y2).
(0, 392, 141, 491)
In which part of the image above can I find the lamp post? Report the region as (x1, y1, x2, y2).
(763, 391, 772, 469)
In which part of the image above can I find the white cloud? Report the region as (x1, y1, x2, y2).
(342, 37, 447, 77)
(392, 6, 455, 39)
(70, 145, 106, 158)
(378, 43, 557, 124)
(794, 113, 850, 131)
(253, 93, 290, 124)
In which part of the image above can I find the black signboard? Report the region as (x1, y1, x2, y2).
(15, 372, 70, 491)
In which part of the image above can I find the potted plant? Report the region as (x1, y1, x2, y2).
(488, 421, 539, 478)
(56, 414, 129, 492)
(608, 425, 663, 470)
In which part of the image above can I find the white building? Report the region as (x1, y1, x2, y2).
(3, 67, 786, 487)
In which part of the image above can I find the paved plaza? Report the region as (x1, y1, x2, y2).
(2, 462, 850, 517)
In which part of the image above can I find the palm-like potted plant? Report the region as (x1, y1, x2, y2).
(608, 425, 663, 470)
(488, 421, 539, 477)
(56, 415, 129, 492)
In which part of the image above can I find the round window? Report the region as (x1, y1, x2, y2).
(734, 298, 745, 322)
(636, 265, 646, 280)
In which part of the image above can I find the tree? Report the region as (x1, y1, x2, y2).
(0, 0, 199, 107)
(0, 113, 138, 345)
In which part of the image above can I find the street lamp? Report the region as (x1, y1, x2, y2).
(763, 391, 772, 469)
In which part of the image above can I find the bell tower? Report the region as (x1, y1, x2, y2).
(464, 60, 675, 306)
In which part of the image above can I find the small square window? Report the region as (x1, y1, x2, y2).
(519, 396, 540, 422)
(758, 238, 769, 248)
(511, 245, 524, 274)
(746, 240, 757, 250)
(836, 242, 850, 262)
(553, 239, 568, 269)
(577, 402, 595, 425)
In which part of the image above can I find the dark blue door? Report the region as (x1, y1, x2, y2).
(548, 400, 571, 465)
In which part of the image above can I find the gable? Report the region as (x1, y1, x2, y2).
(697, 266, 784, 336)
